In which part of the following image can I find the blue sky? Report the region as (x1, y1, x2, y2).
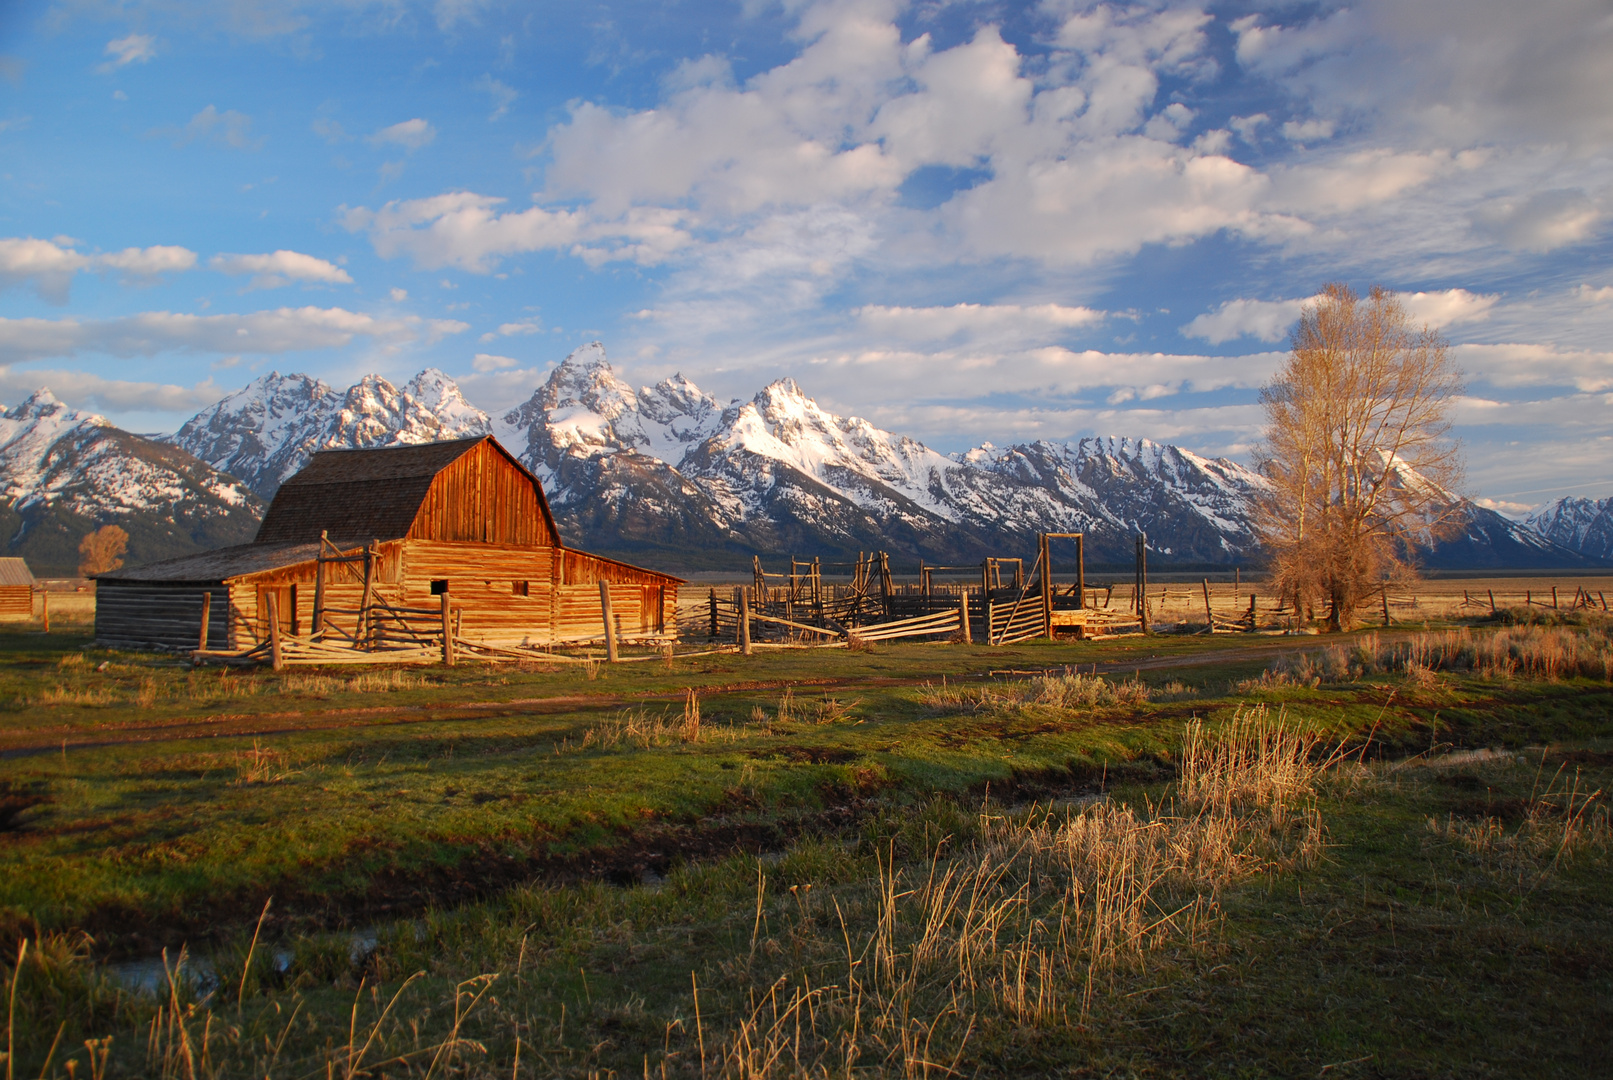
(1, 0, 1610, 513)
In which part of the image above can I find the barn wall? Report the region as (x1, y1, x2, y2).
(94, 582, 231, 651)
(408, 442, 557, 547)
(0, 586, 32, 619)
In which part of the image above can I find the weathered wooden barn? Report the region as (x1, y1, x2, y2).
(0, 558, 35, 620)
(94, 437, 682, 654)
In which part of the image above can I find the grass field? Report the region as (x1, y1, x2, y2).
(1, 605, 1610, 1077)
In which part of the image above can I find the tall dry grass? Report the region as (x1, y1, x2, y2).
(917, 672, 1194, 715)
(1248, 620, 1613, 689)
(1425, 764, 1609, 893)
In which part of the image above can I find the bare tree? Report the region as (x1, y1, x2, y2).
(78, 524, 129, 577)
(1254, 283, 1465, 631)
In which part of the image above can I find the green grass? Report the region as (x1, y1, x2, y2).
(1, 618, 1611, 1077)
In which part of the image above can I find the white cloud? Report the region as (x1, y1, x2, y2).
(0, 307, 467, 364)
(342, 192, 586, 273)
(471, 352, 517, 372)
(1182, 288, 1496, 344)
(0, 237, 196, 302)
(1280, 118, 1334, 143)
(473, 75, 516, 121)
(856, 302, 1104, 344)
(209, 250, 354, 289)
(389, 287, 408, 301)
(167, 105, 260, 150)
(98, 34, 155, 72)
(1455, 342, 1613, 392)
(1180, 297, 1309, 345)
(479, 318, 542, 342)
(0, 370, 221, 414)
(1400, 288, 1499, 329)
(1473, 189, 1604, 253)
(369, 118, 436, 151)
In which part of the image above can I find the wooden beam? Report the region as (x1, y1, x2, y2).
(198, 591, 212, 652)
(959, 591, 972, 645)
(1039, 533, 1053, 639)
(599, 581, 618, 663)
(1203, 578, 1214, 631)
(266, 591, 284, 672)
(738, 586, 752, 657)
(441, 592, 456, 666)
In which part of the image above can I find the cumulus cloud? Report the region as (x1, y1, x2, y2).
(369, 118, 436, 151)
(98, 34, 155, 72)
(341, 192, 695, 273)
(209, 250, 354, 289)
(0, 307, 467, 365)
(0, 237, 196, 302)
(471, 352, 517, 372)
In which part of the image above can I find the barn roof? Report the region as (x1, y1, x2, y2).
(96, 542, 322, 583)
(253, 436, 558, 546)
(0, 558, 35, 587)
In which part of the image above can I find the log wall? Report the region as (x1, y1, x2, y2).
(223, 540, 679, 648)
(94, 582, 232, 650)
(0, 586, 31, 619)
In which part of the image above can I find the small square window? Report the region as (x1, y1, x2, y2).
(430, 579, 449, 595)
(513, 580, 530, 596)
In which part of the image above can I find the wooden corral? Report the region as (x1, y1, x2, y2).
(94, 437, 681, 660)
(0, 558, 35, 620)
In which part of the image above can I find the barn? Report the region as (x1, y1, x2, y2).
(93, 436, 682, 655)
(0, 558, 35, 620)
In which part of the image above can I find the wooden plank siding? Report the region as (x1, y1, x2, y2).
(406, 441, 558, 546)
(0, 586, 32, 619)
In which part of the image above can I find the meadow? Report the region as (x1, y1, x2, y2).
(0, 604, 1609, 1078)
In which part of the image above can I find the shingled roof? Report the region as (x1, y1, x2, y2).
(252, 437, 556, 546)
(0, 558, 35, 587)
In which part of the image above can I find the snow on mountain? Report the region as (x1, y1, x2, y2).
(0, 389, 264, 574)
(1526, 497, 1613, 562)
(171, 368, 491, 498)
(144, 343, 1600, 570)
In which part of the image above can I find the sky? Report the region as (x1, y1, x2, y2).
(0, 0, 1610, 514)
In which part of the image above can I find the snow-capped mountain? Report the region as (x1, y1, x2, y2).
(141, 343, 1601, 571)
(170, 369, 490, 499)
(0, 390, 264, 575)
(492, 345, 1270, 564)
(1526, 497, 1613, 562)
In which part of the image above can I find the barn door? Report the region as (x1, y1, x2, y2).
(257, 585, 297, 640)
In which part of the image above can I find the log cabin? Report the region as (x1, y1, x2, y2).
(93, 436, 682, 653)
(0, 558, 35, 620)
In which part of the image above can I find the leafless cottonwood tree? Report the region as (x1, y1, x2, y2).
(1254, 283, 1465, 631)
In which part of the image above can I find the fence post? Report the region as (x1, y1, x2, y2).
(266, 592, 284, 672)
(739, 587, 752, 656)
(41, 590, 49, 634)
(1202, 578, 1214, 631)
(1488, 588, 1496, 614)
(959, 592, 972, 645)
(1136, 534, 1149, 635)
(198, 591, 212, 652)
(708, 588, 718, 640)
(441, 592, 456, 667)
(600, 580, 618, 663)
(1382, 587, 1391, 627)
(1039, 533, 1052, 639)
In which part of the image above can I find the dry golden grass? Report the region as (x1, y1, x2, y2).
(916, 671, 1194, 715)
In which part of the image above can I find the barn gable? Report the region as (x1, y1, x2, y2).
(254, 437, 559, 548)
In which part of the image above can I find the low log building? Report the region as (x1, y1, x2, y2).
(0, 558, 35, 620)
(94, 436, 681, 652)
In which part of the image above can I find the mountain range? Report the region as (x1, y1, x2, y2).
(0, 343, 1603, 575)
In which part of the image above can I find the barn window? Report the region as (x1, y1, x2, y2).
(513, 580, 530, 596)
(430, 579, 449, 595)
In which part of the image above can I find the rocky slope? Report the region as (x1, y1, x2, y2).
(0, 390, 264, 576)
(1526, 497, 1613, 562)
(169, 369, 490, 499)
